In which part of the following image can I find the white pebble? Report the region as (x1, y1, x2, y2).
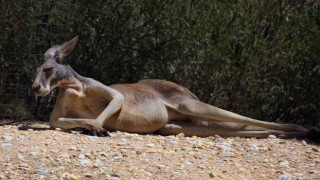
(250, 145, 259, 151)
(268, 134, 277, 139)
(2, 135, 13, 142)
(78, 154, 85, 159)
(79, 159, 91, 166)
(222, 152, 235, 157)
(1, 143, 12, 147)
(17, 154, 25, 161)
(278, 173, 292, 180)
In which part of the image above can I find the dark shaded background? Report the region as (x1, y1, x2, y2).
(1, 0, 319, 127)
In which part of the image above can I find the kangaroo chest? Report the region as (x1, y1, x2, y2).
(60, 88, 109, 119)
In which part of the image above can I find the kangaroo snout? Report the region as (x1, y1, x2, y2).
(32, 84, 41, 93)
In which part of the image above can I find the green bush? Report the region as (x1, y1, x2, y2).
(1, 0, 319, 126)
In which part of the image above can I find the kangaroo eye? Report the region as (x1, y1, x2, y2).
(43, 67, 54, 72)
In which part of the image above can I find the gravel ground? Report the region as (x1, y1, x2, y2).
(0, 120, 319, 180)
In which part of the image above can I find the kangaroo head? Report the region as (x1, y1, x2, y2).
(32, 36, 79, 96)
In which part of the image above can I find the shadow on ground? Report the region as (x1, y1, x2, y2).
(1, 118, 319, 145)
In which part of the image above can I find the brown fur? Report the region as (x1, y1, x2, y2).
(32, 37, 320, 138)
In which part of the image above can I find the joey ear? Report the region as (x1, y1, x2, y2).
(55, 36, 79, 63)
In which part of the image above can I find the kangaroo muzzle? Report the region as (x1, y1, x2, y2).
(32, 84, 41, 93)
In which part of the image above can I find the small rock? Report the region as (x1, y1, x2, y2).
(78, 154, 91, 166)
(279, 160, 290, 168)
(86, 136, 98, 140)
(68, 146, 77, 151)
(209, 172, 215, 178)
(17, 154, 25, 161)
(220, 142, 230, 146)
(106, 177, 119, 180)
(63, 173, 80, 180)
(30, 151, 39, 156)
(106, 173, 120, 180)
(308, 170, 317, 174)
(165, 139, 176, 145)
(250, 145, 259, 151)
(193, 141, 204, 149)
(198, 165, 206, 169)
(1, 143, 12, 147)
(288, 147, 295, 150)
(222, 152, 235, 157)
(218, 144, 234, 151)
(85, 153, 93, 159)
(19, 162, 29, 167)
(111, 173, 120, 177)
(60, 153, 70, 159)
(99, 152, 108, 157)
(146, 143, 154, 147)
(108, 133, 117, 137)
(268, 134, 277, 139)
(35, 167, 49, 175)
(214, 137, 222, 143)
(263, 158, 269, 163)
(312, 147, 319, 152)
(94, 159, 104, 167)
(50, 149, 59, 154)
(112, 152, 121, 157)
(78, 154, 85, 159)
(134, 146, 142, 151)
(184, 161, 193, 166)
(278, 173, 292, 180)
(301, 140, 307, 146)
(2, 135, 13, 142)
(4, 155, 11, 161)
(0, 174, 5, 180)
(71, 131, 81, 134)
(83, 173, 93, 177)
(156, 164, 166, 169)
(79, 159, 91, 166)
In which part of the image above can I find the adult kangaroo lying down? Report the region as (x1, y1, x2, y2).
(32, 36, 319, 138)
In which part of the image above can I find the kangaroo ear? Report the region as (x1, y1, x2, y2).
(55, 36, 79, 64)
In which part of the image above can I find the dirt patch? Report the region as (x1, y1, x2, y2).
(0, 120, 319, 180)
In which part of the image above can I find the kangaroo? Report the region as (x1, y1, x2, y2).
(32, 36, 319, 138)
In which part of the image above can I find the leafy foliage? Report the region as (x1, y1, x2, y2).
(1, 0, 319, 126)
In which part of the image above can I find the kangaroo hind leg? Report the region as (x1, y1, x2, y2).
(173, 98, 309, 134)
(158, 122, 311, 138)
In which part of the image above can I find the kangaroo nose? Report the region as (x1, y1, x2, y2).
(32, 84, 41, 92)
